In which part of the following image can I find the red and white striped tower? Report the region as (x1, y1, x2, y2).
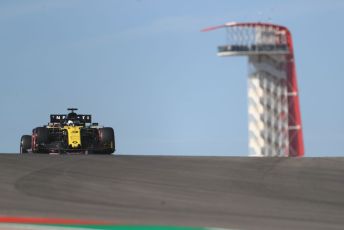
(203, 22, 304, 157)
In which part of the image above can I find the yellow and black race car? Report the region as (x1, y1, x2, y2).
(20, 108, 115, 154)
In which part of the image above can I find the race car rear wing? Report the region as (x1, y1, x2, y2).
(50, 114, 92, 124)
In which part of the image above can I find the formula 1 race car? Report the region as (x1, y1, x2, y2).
(20, 108, 115, 154)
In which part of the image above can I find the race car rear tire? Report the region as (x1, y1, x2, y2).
(20, 135, 32, 154)
(97, 127, 115, 154)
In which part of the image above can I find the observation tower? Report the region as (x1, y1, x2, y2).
(203, 22, 304, 157)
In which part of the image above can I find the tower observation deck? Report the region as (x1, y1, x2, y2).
(203, 22, 304, 157)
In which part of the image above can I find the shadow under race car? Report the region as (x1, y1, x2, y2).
(20, 108, 115, 154)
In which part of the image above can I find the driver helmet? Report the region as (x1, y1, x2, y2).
(67, 120, 74, 126)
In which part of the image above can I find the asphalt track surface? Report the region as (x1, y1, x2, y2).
(0, 154, 344, 230)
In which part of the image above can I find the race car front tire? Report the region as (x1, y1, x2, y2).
(97, 127, 115, 154)
(32, 127, 49, 153)
(20, 135, 32, 154)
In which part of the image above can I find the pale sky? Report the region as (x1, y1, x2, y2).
(1, 0, 343, 156)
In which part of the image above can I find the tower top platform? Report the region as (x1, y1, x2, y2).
(217, 44, 289, 56)
(203, 22, 292, 57)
